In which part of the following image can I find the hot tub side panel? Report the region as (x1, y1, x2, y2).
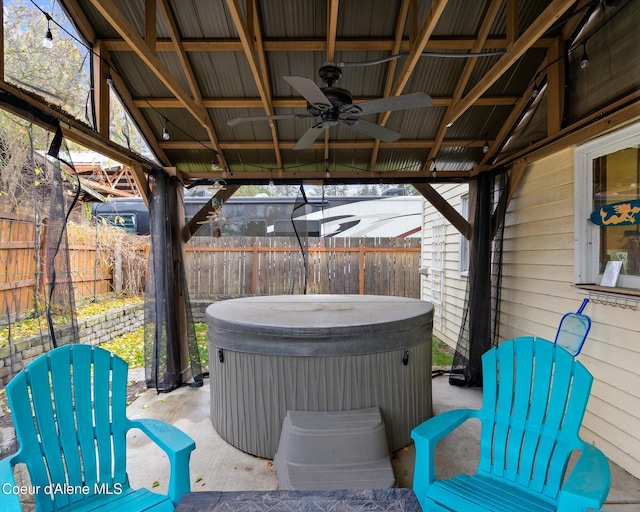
(209, 341, 432, 459)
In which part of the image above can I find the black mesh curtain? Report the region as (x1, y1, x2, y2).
(291, 185, 309, 294)
(45, 127, 80, 347)
(0, 95, 80, 387)
(144, 169, 203, 392)
(450, 171, 506, 387)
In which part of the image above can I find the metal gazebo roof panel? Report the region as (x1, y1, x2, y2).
(39, 0, 635, 185)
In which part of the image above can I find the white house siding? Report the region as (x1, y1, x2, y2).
(419, 147, 640, 478)
(420, 183, 469, 348)
(500, 147, 640, 479)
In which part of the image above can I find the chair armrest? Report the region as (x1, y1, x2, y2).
(128, 418, 196, 505)
(411, 409, 477, 505)
(0, 455, 23, 511)
(558, 443, 611, 511)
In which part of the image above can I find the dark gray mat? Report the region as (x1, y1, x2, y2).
(175, 488, 422, 511)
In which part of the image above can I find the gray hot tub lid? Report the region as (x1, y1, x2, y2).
(206, 295, 433, 356)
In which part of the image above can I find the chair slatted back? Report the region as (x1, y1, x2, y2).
(477, 337, 593, 501)
(6, 345, 130, 512)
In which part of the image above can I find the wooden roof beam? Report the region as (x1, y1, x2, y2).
(414, 183, 472, 239)
(134, 95, 519, 109)
(380, 0, 449, 128)
(181, 169, 472, 182)
(60, 0, 169, 189)
(145, 0, 156, 52)
(185, 184, 241, 241)
(225, 0, 283, 171)
(158, 0, 227, 171)
(446, 0, 578, 126)
(101, 36, 556, 53)
(426, 0, 502, 169)
(160, 138, 491, 151)
(369, 0, 411, 171)
(87, 0, 207, 127)
(324, 0, 340, 164)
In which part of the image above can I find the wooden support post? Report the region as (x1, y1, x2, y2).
(359, 243, 365, 294)
(92, 41, 110, 137)
(252, 242, 259, 295)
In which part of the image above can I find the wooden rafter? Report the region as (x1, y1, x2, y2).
(160, 139, 491, 151)
(86, 0, 207, 128)
(62, 0, 170, 183)
(102, 36, 556, 53)
(413, 183, 472, 239)
(133, 95, 519, 109)
(426, 0, 502, 169)
(225, 0, 282, 171)
(92, 40, 110, 137)
(185, 184, 241, 241)
(7, 0, 630, 195)
(489, 90, 640, 172)
(145, 0, 156, 52)
(324, 0, 340, 164)
(181, 169, 471, 182)
(380, 0, 449, 127)
(368, 0, 411, 171)
(446, 0, 578, 126)
(107, 68, 170, 168)
(158, 0, 227, 171)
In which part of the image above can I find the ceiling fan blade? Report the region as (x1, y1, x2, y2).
(284, 76, 332, 107)
(354, 92, 433, 116)
(344, 118, 402, 142)
(227, 114, 300, 127)
(293, 124, 326, 150)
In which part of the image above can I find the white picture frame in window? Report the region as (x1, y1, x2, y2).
(600, 260, 623, 287)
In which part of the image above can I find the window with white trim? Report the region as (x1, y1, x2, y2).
(575, 123, 640, 289)
(431, 216, 445, 331)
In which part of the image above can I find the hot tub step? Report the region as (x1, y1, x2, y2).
(274, 407, 396, 491)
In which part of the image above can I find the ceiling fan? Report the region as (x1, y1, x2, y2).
(227, 64, 433, 150)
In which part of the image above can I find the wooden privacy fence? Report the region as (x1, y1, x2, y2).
(186, 236, 422, 298)
(2, 223, 422, 322)
(0, 212, 38, 322)
(0, 212, 112, 323)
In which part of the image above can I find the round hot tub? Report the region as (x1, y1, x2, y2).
(207, 294, 433, 459)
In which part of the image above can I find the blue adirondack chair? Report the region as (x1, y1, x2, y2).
(0, 344, 195, 511)
(412, 336, 611, 512)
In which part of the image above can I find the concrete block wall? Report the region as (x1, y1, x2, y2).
(0, 303, 144, 386)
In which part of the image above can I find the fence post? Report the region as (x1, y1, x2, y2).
(251, 242, 259, 295)
(359, 242, 365, 294)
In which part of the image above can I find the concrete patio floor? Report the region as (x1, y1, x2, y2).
(126, 371, 640, 511)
